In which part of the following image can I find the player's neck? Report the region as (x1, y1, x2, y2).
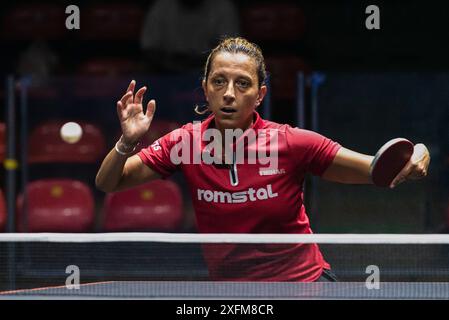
(212, 115, 255, 136)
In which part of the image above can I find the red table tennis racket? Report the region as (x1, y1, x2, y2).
(370, 138, 414, 187)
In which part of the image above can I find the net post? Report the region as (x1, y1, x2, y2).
(19, 77, 30, 232)
(5, 75, 17, 290)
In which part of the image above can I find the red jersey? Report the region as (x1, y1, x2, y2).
(137, 112, 341, 282)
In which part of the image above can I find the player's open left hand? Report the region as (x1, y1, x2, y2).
(390, 143, 430, 188)
(116, 80, 156, 145)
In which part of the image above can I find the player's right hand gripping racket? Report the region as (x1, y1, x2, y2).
(370, 138, 414, 187)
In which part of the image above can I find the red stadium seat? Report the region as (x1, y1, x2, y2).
(79, 4, 144, 40)
(0, 122, 5, 162)
(73, 77, 128, 99)
(0, 189, 6, 232)
(1, 4, 66, 40)
(16, 179, 95, 232)
(78, 58, 143, 76)
(265, 55, 311, 100)
(102, 180, 183, 232)
(241, 3, 306, 42)
(28, 120, 106, 164)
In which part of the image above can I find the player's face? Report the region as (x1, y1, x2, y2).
(203, 52, 267, 131)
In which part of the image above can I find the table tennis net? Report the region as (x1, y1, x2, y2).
(1, 233, 449, 292)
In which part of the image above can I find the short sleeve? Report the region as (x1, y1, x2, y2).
(286, 127, 341, 176)
(137, 127, 189, 178)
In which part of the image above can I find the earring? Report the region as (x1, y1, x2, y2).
(194, 103, 210, 115)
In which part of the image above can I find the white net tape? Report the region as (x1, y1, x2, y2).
(0, 233, 448, 244)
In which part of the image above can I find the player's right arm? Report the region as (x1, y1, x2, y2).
(95, 80, 161, 193)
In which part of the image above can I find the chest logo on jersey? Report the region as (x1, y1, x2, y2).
(259, 168, 286, 176)
(197, 184, 278, 204)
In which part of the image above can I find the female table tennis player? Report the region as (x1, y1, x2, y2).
(96, 37, 430, 282)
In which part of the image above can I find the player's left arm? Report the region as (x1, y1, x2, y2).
(321, 144, 430, 187)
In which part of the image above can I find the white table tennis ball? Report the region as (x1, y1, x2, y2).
(60, 122, 83, 144)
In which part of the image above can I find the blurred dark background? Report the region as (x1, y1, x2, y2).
(0, 0, 448, 235)
(1, 0, 449, 290)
